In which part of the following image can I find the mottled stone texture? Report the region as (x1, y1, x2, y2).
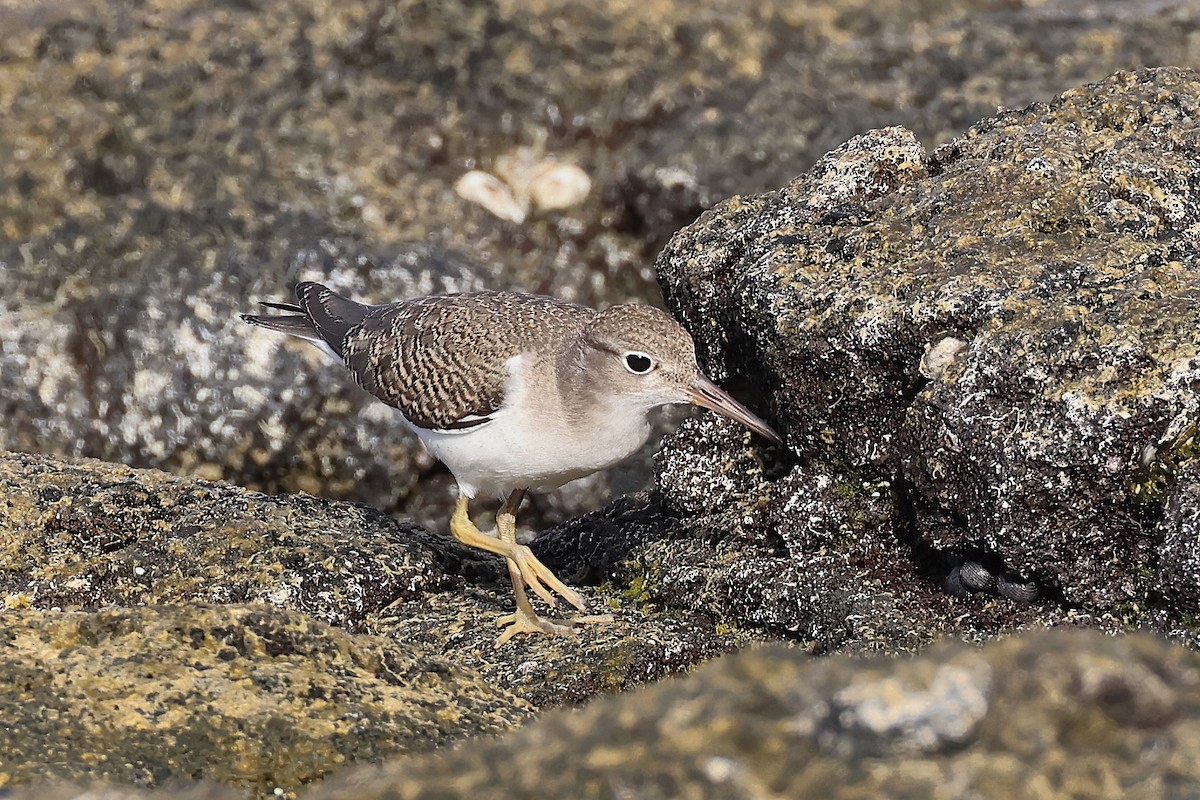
(0, 451, 744, 717)
(3, 1, 1200, 796)
(656, 67, 1200, 616)
(3, 0, 1200, 532)
(1161, 458, 1200, 614)
(10, 630, 1200, 798)
(0, 604, 529, 795)
(0, 451, 450, 632)
(538, 415, 1048, 654)
(306, 630, 1200, 800)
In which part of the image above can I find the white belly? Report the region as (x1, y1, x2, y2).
(407, 403, 652, 499)
(400, 352, 654, 498)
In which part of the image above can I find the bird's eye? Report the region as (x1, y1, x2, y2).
(623, 352, 655, 374)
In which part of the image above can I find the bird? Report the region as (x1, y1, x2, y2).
(242, 281, 781, 645)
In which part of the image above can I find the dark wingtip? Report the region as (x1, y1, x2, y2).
(258, 300, 304, 313)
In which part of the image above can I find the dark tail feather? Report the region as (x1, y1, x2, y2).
(295, 281, 371, 354)
(240, 312, 325, 345)
(259, 300, 304, 313)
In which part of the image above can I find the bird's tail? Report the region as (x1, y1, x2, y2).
(291, 281, 370, 354)
(240, 301, 326, 345)
(241, 282, 371, 362)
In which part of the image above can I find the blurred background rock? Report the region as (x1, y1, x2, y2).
(3, 0, 1197, 532)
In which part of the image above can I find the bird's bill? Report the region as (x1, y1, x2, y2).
(688, 375, 783, 445)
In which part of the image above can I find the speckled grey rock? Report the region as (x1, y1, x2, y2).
(0, 604, 530, 796)
(8, 785, 239, 800)
(1160, 459, 1200, 614)
(14, 628, 1200, 799)
(0, 449, 450, 632)
(537, 417, 1052, 654)
(656, 67, 1200, 618)
(0, 236, 485, 527)
(303, 629, 1200, 799)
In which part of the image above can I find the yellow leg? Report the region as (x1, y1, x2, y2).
(492, 501, 614, 645)
(449, 495, 586, 610)
(493, 510, 575, 645)
(448, 495, 612, 645)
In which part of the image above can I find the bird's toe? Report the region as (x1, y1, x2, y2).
(494, 608, 576, 646)
(510, 544, 587, 611)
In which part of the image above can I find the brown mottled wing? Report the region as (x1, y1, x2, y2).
(338, 291, 593, 431)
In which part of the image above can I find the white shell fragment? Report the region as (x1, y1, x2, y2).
(920, 336, 969, 380)
(457, 145, 591, 222)
(527, 162, 591, 212)
(454, 170, 528, 223)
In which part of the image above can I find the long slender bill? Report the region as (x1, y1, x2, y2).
(688, 375, 783, 445)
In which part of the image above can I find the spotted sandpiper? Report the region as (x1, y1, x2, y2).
(243, 282, 780, 644)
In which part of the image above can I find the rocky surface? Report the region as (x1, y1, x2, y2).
(13, 627, 1199, 799)
(631, 68, 1200, 649)
(302, 630, 1200, 799)
(2, 1, 1199, 797)
(8, 786, 239, 800)
(0, 604, 529, 795)
(0, 451, 449, 632)
(3, 0, 1199, 530)
(538, 415, 1059, 654)
(0, 451, 745, 707)
(0, 449, 750, 793)
(1160, 454, 1200, 615)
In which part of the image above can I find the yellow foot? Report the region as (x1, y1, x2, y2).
(495, 608, 574, 646)
(494, 609, 617, 646)
(508, 543, 587, 611)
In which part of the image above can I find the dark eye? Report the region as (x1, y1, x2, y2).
(623, 352, 655, 374)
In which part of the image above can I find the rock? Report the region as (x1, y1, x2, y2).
(614, 0, 1200, 246)
(11, 625, 1200, 798)
(0, 233, 489, 526)
(1160, 455, 1200, 614)
(0, 604, 529, 795)
(0, 451, 745, 715)
(538, 417, 1044, 654)
(0, 450, 451, 632)
(4, 0, 1200, 532)
(655, 68, 1200, 626)
(8, 785, 238, 800)
(3, 5, 1200, 799)
(304, 629, 1200, 799)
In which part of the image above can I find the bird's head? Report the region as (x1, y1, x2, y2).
(578, 304, 781, 444)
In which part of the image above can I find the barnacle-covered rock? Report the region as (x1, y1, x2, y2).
(654, 68, 1200, 632)
(0, 603, 530, 795)
(309, 630, 1200, 799)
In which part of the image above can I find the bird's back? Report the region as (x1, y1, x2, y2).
(297, 283, 595, 430)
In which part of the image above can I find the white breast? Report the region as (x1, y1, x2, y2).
(402, 353, 653, 499)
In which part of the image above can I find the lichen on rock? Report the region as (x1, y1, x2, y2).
(654, 67, 1200, 629)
